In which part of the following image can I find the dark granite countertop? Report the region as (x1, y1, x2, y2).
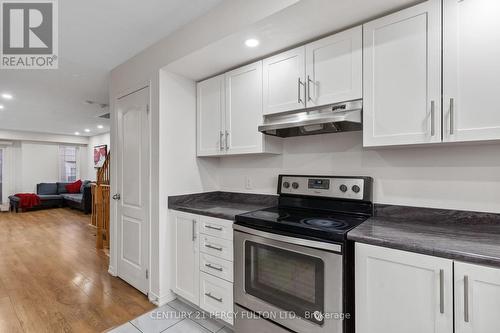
(348, 205, 500, 267)
(168, 191, 278, 221)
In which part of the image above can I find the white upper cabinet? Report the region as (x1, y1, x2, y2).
(197, 75, 224, 156)
(454, 262, 500, 333)
(263, 46, 306, 115)
(443, 0, 500, 142)
(225, 61, 265, 154)
(356, 243, 454, 333)
(305, 26, 362, 107)
(363, 0, 442, 147)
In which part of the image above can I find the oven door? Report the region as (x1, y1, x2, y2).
(234, 225, 343, 333)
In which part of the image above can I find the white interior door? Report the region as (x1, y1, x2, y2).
(443, 0, 500, 142)
(116, 87, 150, 294)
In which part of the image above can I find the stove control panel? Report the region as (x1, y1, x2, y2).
(279, 175, 370, 201)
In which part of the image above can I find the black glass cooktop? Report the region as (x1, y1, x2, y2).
(235, 206, 369, 242)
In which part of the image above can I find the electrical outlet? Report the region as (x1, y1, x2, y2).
(245, 176, 252, 190)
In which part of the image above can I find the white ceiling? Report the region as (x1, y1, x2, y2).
(0, 0, 223, 137)
(167, 0, 421, 81)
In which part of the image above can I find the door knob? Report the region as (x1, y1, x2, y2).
(112, 194, 121, 200)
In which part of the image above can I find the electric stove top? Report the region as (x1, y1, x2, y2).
(235, 175, 374, 243)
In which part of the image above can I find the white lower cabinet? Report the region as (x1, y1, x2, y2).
(170, 210, 234, 325)
(454, 262, 500, 333)
(355, 243, 454, 333)
(356, 243, 500, 333)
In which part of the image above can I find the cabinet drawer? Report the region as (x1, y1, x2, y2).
(199, 216, 233, 241)
(200, 253, 233, 283)
(199, 272, 233, 325)
(200, 234, 233, 262)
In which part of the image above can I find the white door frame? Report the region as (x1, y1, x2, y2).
(109, 80, 152, 296)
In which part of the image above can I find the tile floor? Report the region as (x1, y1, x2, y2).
(109, 298, 233, 333)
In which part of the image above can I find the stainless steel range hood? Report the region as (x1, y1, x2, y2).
(259, 100, 362, 138)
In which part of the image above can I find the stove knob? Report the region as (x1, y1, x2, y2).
(283, 182, 290, 189)
(292, 182, 299, 189)
(352, 185, 361, 193)
(339, 184, 348, 192)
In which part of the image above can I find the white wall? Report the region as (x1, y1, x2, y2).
(216, 132, 500, 213)
(87, 133, 111, 181)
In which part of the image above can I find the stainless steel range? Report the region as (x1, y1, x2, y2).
(233, 175, 373, 333)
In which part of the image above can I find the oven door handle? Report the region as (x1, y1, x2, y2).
(233, 224, 342, 253)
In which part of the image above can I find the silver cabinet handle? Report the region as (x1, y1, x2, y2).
(205, 244, 223, 251)
(307, 75, 313, 102)
(225, 131, 229, 151)
(464, 275, 469, 323)
(440, 269, 445, 314)
(450, 98, 455, 135)
(219, 131, 224, 151)
(430, 100, 436, 136)
(204, 292, 223, 303)
(192, 219, 197, 241)
(205, 225, 223, 231)
(112, 194, 121, 200)
(205, 263, 223, 272)
(297, 78, 304, 105)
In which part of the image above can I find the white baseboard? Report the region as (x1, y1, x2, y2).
(148, 291, 176, 306)
(108, 265, 117, 276)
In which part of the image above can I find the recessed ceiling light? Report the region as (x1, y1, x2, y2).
(1, 93, 13, 100)
(245, 38, 259, 48)
(84, 128, 90, 133)
(97, 125, 103, 129)
(0, 105, 4, 109)
(74, 131, 80, 135)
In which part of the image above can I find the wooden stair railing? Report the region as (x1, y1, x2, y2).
(92, 152, 111, 249)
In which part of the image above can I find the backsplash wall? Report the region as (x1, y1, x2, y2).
(216, 131, 500, 213)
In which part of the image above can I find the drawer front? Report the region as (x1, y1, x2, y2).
(199, 216, 233, 241)
(199, 271, 233, 325)
(200, 253, 233, 282)
(200, 234, 233, 262)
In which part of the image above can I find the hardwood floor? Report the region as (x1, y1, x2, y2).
(0, 208, 156, 333)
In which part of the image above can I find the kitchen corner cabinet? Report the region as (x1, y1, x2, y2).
(356, 243, 500, 333)
(363, 0, 442, 147)
(169, 210, 234, 325)
(355, 243, 453, 333)
(263, 26, 362, 116)
(443, 0, 500, 143)
(171, 210, 199, 305)
(454, 262, 500, 333)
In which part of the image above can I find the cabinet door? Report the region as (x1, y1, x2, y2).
(225, 61, 264, 154)
(363, 0, 442, 147)
(171, 211, 199, 305)
(455, 262, 500, 333)
(443, 0, 500, 142)
(305, 26, 362, 107)
(356, 243, 453, 333)
(197, 75, 224, 156)
(263, 46, 305, 115)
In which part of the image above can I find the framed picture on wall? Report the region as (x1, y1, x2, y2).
(94, 145, 107, 168)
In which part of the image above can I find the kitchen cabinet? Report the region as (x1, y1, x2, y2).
(443, 0, 500, 143)
(363, 0, 442, 147)
(196, 74, 224, 156)
(355, 243, 453, 333)
(197, 61, 281, 157)
(454, 262, 500, 333)
(169, 210, 234, 325)
(263, 46, 306, 115)
(305, 26, 362, 108)
(171, 210, 199, 305)
(263, 26, 362, 116)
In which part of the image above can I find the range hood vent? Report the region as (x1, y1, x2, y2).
(258, 100, 362, 138)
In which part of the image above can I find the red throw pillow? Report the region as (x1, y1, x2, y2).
(65, 180, 82, 193)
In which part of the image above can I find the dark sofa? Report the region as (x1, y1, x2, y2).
(9, 181, 93, 214)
